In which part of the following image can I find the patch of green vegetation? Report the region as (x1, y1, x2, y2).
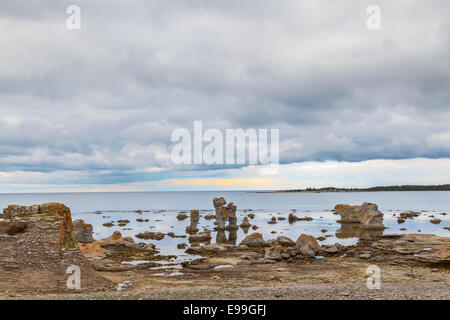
(44, 211, 57, 216)
(63, 235, 77, 250)
(6, 222, 28, 235)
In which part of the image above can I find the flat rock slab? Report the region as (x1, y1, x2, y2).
(0, 216, 113, 295)
(371, 234, 450, 264)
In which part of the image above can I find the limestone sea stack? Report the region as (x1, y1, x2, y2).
(212, 197, 238, 230)
(185, 210, 200, 233)
(334, 202, 385, 229)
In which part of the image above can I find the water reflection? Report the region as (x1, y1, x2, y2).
(216, 229, 238, 245)
(335, 223, 384, 240)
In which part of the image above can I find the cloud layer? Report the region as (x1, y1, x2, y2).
(0, 0, 449, 190)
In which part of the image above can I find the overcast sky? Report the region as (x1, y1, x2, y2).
(1, 0, 449, 192)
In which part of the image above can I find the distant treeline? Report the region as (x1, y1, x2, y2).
(279, 184, 450, 192)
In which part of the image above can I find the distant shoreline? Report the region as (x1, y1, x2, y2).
(257, 184, 450, 193)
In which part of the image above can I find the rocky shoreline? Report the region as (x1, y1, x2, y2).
(0, 200, 448, 299)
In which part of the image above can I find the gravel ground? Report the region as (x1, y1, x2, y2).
(3, 281, 449, 300)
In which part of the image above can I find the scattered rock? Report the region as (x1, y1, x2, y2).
(430, 219, 441, 225)
(360, 253, 371, 259)
(189, 231, 212, 243)
(79, 231, 157, 261)
(239, 217, 252, 228)
(185, 243, 229, 254)
(268, 217, 277, 224)
(295, 234, 320, 257)
(276, 236, 295, 247)
(186, 210, 200, 233)
(135, 231, 165, 241)
(323, 244, 340, 254)
(264, 245, 283, 261)
(176, 212, 188, 220)
(73, 219, 94, 243)
(239, 232, 267, 248)
(334, 202, 384, 229)
(400, 211, 420, 219)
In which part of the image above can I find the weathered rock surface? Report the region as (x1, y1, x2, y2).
(334, 202, 384, 229)
(322, 243, 341, 254)
(0, 203, 113, 294)
(135, 231, 165, 240)
(186, 210, 200, 233)
(295, 234, 320, 257)
(185, 243, 230, 254)
(2, 203, 68, 219)
(264, 245, 283, 261)
(0, 221, 28, 235)
(239, 217, 252, 228)
(276, 236, 296, 247)
(73, 219, 94, 243)
(176, 212, 188, 220)
(213, 198, 238, 230)
(189, 231, 212, 243)
(430, 219, 442, 224)
(288, 213, 313, 223)
(400, 211, 421, 219)
(239, 232, 267, 247)
(78, 231, 158, 264)
(371, 234, 450, 264)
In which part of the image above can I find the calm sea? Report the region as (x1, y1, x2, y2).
(1, 190, 450, 213)
(1, 191, 448, 259)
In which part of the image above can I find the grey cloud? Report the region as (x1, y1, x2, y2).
(0, 0, 449, 184)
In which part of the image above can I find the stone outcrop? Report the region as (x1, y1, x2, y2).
(213, 198, 238, 230)
(334, 202, 384, 229)
(78, 231, 158, 264)
(185, 243, 230, 254)
(2, 203, 68, 219)
(176, 212, 188, 220)
(0, 203, 113, 294)
(288, 213, 312, 223)
(371, 234, 450, 265)
(73, 219, 94, 243)
(0, 221, 28, 235)
(239, 232, 267, 247)
(264, 245, 283, 261)
(189, 231, 212, 243)
(186, 210, 200, 233)
(239, 217, 251, 228)
(399, 211, 420, 219)
(136, 231, 165, 240)
(295, 234, 320, 256)
(276, 236, 295, 247)
(216, 229, 237, 245)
